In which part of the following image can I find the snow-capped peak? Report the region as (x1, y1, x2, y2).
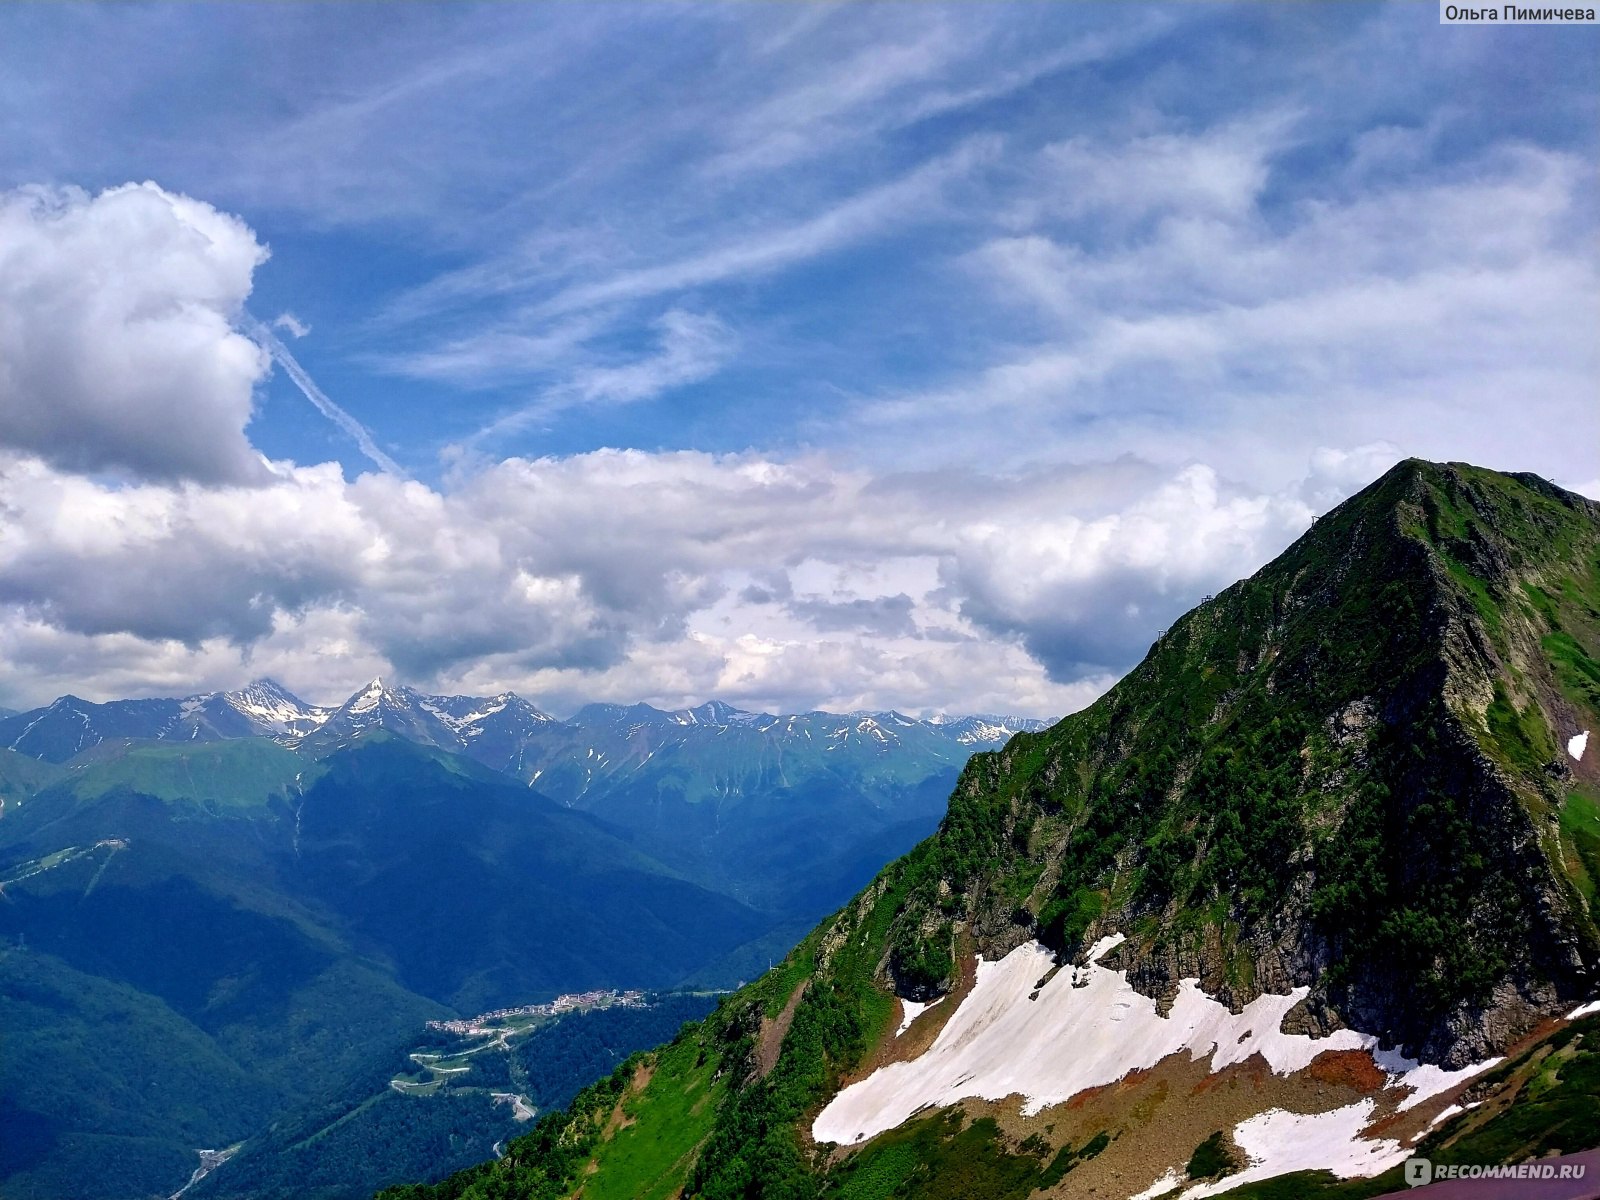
(672, 700, 765, 726)
(208, 678, 331, 738)
(347, 678, 389, 716)
(421, 691, 557, 736)
(926, 713, 1050, 745)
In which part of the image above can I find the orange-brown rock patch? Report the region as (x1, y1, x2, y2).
(1307, 1048, 1387, 1093)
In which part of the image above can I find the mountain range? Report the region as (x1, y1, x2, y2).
(0, 680, 1043, 1199)
(382, 460, 1600, 1200)
(0, 677, 1042, 766)
(1, 683, 1044, 919)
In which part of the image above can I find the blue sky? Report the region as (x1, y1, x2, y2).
(0, 3, 1595, 715)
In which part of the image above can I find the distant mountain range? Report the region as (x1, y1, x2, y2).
(0, 677, 1044, 766)
(1, 682, 1046, 918)
(0, 679, 1046, 1200)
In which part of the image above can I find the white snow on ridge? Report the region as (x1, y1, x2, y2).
(348, 679, 387, 716)
(424, 697, 506, 732)
(955, 721, 1013, 745)
(1567, 999, 1600, 1020)
(1569, 730, 1589, 761)
(812, 938, 1498, 1154)
(928, 713, 1050, 744)
(220, 681, 331, 735)
(1183, 1102, 1407, 1197)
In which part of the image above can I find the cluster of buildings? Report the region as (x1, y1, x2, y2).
(426, 988, 648, 1036)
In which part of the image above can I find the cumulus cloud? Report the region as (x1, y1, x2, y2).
(0, 182, 272, 484)
(0, 444, 1336, 716)
(787, 593, 921, 639)
(944, 465, 1310, 677)
(0, 19, 1587, 719)
(0, 456, 366, 644)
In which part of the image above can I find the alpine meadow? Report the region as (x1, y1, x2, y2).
(0, 5, 1596, 1200)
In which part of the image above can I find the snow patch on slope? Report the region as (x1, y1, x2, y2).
(1086, 932, 1126, 962)
(896, 998, 932, 1037)
(1570, 730, 1589, 761)
(1184, 1101, 1407, 1197)
(1127, 1169, 1185, 1200)
(1427, 1101, 1472, 1130)
(348, 678, 388, 716)
(424, 694, 508, 733)
(1371, 1050, 1499, 1112)
(813, 938, 1498, 1158)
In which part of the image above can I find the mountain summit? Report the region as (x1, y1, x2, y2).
(0, 679, 330, 760)
(390, 461, 1600, 1200)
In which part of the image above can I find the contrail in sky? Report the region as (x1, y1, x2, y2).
(242, 313, 407, 477)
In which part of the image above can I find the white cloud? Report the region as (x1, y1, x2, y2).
(0, 182, 271, 484)
(1025, 110, 1298, 225)
(700, 24, 968, 179)
(273, 311, 311, 338)
(378, 312, 607, 386)
(0, 455, 368, 645)
(945, 464, 1312, 673)
(0, 444, 1342, 717)
(851, 136, 1599, 491)
(0, 12, 1590, 722)
(526, 137, 999, 320)
(372, 138, 992, 417)
(466, 309, 736, 442)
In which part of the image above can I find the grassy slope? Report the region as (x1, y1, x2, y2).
(389, 462, 1600, 1200)
(578, 1033, 727, 1200)
(64, 737, 315, 808)
(0, 748, 65, 810)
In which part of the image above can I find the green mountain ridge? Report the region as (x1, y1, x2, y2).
(0, 733, 770, 1200)
(384, 460, 1600, 1200)
(57, 736, 315, 809)
(0, 691, 1020, 927)
(922, 458, 1600, 1063)
(0, 697, 1034, 1199)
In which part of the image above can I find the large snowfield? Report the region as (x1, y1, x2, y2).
(812, 936, 1501, 1195)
